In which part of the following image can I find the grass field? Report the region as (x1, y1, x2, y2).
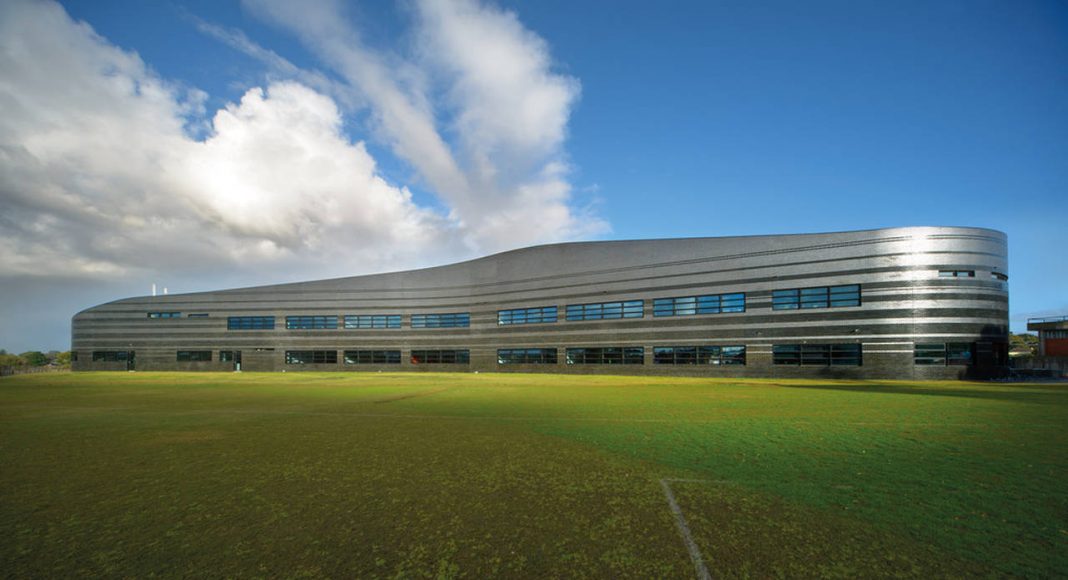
(1, 372, 1065, 578)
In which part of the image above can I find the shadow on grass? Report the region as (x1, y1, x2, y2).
(769, 381, 1068, 405)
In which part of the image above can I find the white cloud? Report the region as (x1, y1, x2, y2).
(243, 0, 607, 250)
(0, 0, 606, 350)
(0, 0, 458, 284)
(416, 0, 579, 173)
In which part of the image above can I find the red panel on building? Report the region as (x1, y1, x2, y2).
(1045, 338, 1068, 357)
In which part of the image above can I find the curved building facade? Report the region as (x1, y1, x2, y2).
(72, 226, 1009, 379)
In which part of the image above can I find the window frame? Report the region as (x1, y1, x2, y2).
(913, 343, 975, 366)
(565, 346, 644, 365)
(565, 300, 644, 321)
(411, 313, 471, 329)
(343, 314, 402, 329)
(409, 349, 471, 364)
(343, 350, 402, 364)
(938, 270, 975, 278)
(285, 315, 339, 330)
(653, 293, 746, 317)
(285, 350, 338, 364)
(774, 344, 861, 366)
(498, 306, 558, 326)
(773, 284, 860, 310)
(497, 348, 558, 364)
(653, 345, 747, 365)
(227, 316, 275, 330)
(91, 350, 131, 362)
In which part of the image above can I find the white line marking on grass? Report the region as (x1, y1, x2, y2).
(660, 478, 713, 580)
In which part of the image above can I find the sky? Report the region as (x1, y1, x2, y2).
(0, 0, 1065, 353)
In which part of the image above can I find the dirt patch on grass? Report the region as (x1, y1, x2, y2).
(371, 388, 450, 404)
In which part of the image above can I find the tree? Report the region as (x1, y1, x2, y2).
(0, 353, 25, 367)
(19, 351, 48, 366)
(55, 351, 72, 366)
(1009, 333, 1039, 357)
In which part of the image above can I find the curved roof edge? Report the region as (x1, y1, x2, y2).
(78, 225, 1006, 312)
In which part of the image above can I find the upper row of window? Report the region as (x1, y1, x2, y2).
(772, 284, 860, 310)
(149, 271, 1001, 326)
(213, 285, 860, 330)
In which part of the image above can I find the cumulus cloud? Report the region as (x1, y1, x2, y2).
(0, 0, 604, 349)
(0, 0, 458, 284)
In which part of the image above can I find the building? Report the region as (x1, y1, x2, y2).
(71, 226, 1009, 379)
(1025, 315, 1068, 377)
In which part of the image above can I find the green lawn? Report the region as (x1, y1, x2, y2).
(1, 372, 1065, 578)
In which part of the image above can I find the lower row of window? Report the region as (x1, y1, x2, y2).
(172, 346, 750, 366)
(99, 342, 977, 367)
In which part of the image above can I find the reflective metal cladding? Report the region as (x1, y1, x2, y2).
(72, 226, 1009, 379)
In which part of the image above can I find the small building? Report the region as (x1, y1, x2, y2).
(1026, 316, 1068, 376)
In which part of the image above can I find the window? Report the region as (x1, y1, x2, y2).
(830, 285, 862, 307)
(497, 348, 558, 364)
(653, 293, 745, 317)
(772, 289, 800, 310)
(939, 270, 975, 278)
(991, 272, 1008, 281)
(498, 306, 558, 325)
(773, 284, 860, 310)
(92, 351, 131, 362)
(219, 351, 234, 362)
(176, 350, 211, 362)
(187, 313, 209, 318)
(344, 350, 402, 364)
(565, 347, 644, 365)
(653, 345, 746, 365)
(71, 352, 78, 362)
(228, 316, 275, 330)
(565, 300, 643, 321)
(411, 313, 470, 328)
(772, 344, 801, 365)
(286, 315, 338, 330)
(410, 349, 470, 364)
(285, 350, 338, 364)
(946, 343, 973, 365)
(801, 344, 830, 365)
(344, 315, 401, 329)
(830, 344, 863, 366)
(774, 344, 861, 366)
(916, 343, 974, 365)
(147, 312, 180, 319)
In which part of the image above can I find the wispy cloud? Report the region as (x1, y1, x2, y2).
(243, 0, 606, 249)
(187, 15, 363, 111)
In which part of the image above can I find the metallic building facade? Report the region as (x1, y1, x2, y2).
(72, 226, 1009, 378)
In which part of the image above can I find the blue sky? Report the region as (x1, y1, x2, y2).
(1, 0, 1065, 352)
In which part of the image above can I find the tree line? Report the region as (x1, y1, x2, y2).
(0, 349, 72, 368)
